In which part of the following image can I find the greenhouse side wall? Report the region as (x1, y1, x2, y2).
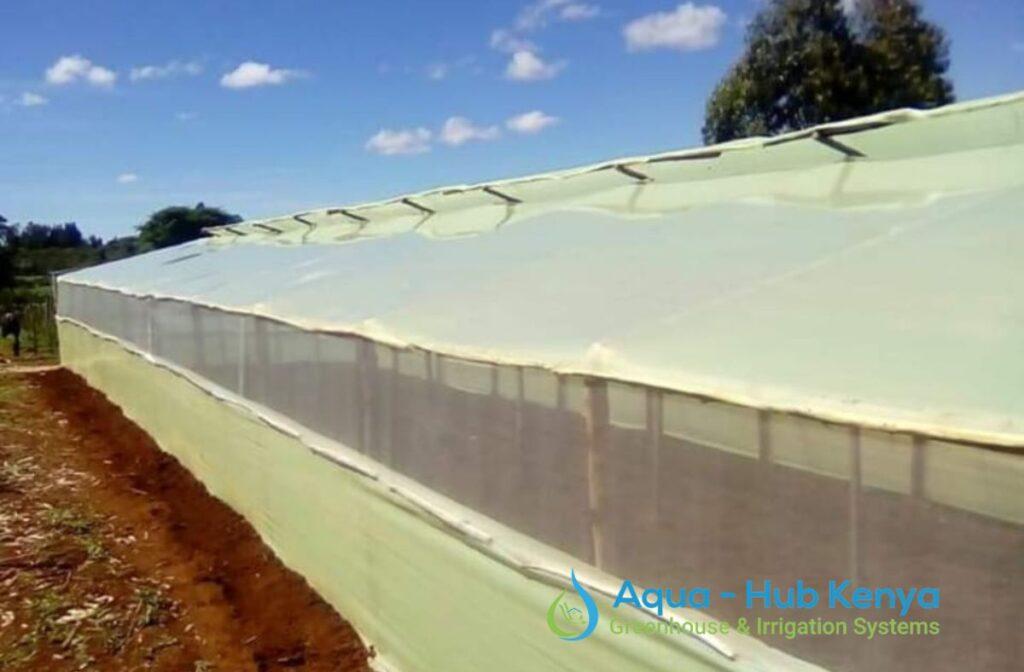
(56, 310, 767, 672)
(55, 279, 1024, 672)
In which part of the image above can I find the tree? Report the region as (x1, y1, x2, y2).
(0, 215, 14, 250)
(100, 236, 142, 261)
(0, 216, 13, 289)
(137, 203, 243, 250)
(0, 248, 13, 289)
(702, 0, 953, 144)
(855, 0, 953, 111)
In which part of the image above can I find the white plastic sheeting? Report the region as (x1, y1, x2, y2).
(56, 92, 1024, 672)
(63, 153, 1024, 446)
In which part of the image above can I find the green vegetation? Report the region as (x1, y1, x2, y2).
(138, 203, 242, 250)
(703, 0, 954, 143)
(0, 203, 242, 358)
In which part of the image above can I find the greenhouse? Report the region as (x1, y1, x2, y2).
(56, 92, 1023, 672)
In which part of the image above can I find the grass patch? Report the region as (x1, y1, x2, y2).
(44, 507, 95, 536)
(0, 375, 22, 405)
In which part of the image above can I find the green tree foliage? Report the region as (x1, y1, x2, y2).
(855, 0, 954, 111)
(15, 222, 85, 249)
(0, 215, 14, 290)
(0, 248, 13, 290)
(137, 202, 243, 250)
(0, 219, 148, 290)
(702, 0, 954, 144)
(0, 221, 99, 277)
(99, 236, 142, 261)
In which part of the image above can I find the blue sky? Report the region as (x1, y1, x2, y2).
(1, 0, 1022, 239)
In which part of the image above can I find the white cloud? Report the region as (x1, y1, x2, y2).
(624, 3, 727, 52)
(365, 127, 432, 155)
(17, 92, 48, 107)
(220, 61, 304, 89)
(440, 117, 500, 146)
(130, 60, 203, 82)
(491, 3, 588, 79)
(116, 173, 139, 184)
(506, 110, 559, 134)
(87, 67, 117, 87)
(490, 29, 539, 54)
(505, 50, 564, 81)
(175, 111, 199, 122)
(45, 55, 117, 87)
(429, 55, 482, 81)
(516, 0, 600, 31)
(560, 3, 601, 21)
(426, 63, 450, 80)
(423, 56, 482, 81)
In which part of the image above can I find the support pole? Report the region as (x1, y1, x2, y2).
(190, 304, 206, 372)
(848, 426, 863, 585)
(645, 388, 663, 523)
(236, 316, 246, 396)
(758, 409, 772, 464)
(513, 367, 527, 522)
(383, 347, 398, 467)
(358, 340, 379, 458)
(584, 378, 609, 569)
(146, 297, 155, 355)
(911, 435, 927, 499)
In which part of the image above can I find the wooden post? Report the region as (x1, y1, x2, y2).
(146, 298, 155, 355)
(546, 375, 568, 534)
(911, 435, 926, 499)
(29, 304, 39, 354)
(512, 366, 527, 522)
(191, 304, 206, 371)
(758, 409, 772, 463)
(584, 378, 609, 570)
(848, 426, 862, 585)
(253, 318, 269, 403)
(424, 351, 438, 479)
(236, 317, 246, 395)
(383, 347, 398, 467)
(357, 340, 379, 457)
(556, 375, 567, 410)
(645, 388, 663, 522)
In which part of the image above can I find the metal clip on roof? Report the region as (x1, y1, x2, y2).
(614, 163, 653, 183)
(481, 185, 523, 205)
(401, 197, 436, 216)
(813, 130, 867, 158)
(327, 208, 370, 223)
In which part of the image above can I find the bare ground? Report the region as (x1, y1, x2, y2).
(0, 364, 371, 672)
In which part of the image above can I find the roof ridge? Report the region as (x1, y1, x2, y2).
(206, 90, 1024, 241)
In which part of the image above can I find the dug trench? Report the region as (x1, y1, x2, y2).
(0, 364, 371, 672)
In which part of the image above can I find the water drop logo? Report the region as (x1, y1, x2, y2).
(547, 570, 599, 641)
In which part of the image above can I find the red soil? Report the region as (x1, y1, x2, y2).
(0, 366, 371, 671)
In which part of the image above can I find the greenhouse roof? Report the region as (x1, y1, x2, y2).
(63, 91, 1024, 448)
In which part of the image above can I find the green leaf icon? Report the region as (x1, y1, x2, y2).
(547, 590, 583, 639)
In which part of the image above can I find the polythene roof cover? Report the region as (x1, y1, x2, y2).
(63, 92, 1024, 448)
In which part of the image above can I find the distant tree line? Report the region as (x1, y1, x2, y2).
(0, 203, 242, 292)
(0, 217, 140, 286)
(1, 204, 239, 356)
